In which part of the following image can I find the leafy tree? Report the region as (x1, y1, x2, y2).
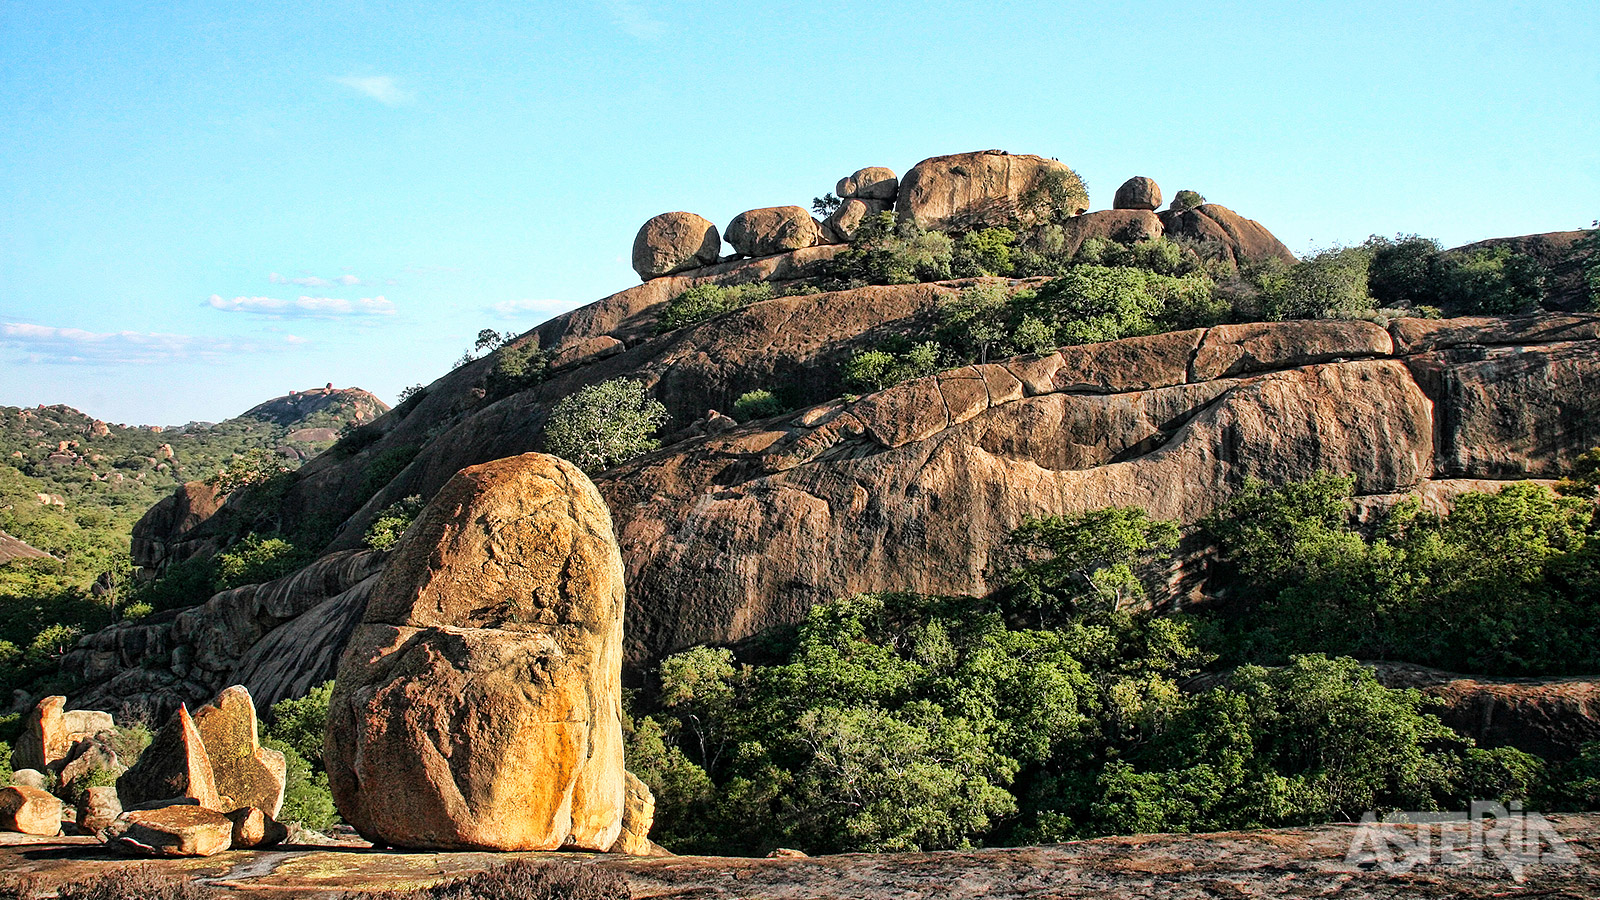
(951, 228, 1017, 278)
(825, 212, 954, 287)
(1247, 246, 1375, 321)
(1007, 508, 1179, 621)
(213, 533, 310, 590)
(265, 680, 334, 766)
(1016, 166, 1090, 226)
(1365, 234, 1444, 307)
(542, 378, 669, 473)
(207, 448, 292, 495)
(937, 281, 1012, 364)
(1437, 246, 1547, 314)
(1023, 265, 1218, 345)
(363, 495, 425, 550)
(841, 341, 943, 393)
(811, 193, 841, 218)
(1577, 219, 1600, 308)
(484, 339, 548, 401)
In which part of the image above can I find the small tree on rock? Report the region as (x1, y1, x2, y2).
(542, 378, 669, 473)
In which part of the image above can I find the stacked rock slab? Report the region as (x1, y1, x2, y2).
(896, 150, 1088, 230)
(115, 706, 220, 811)
(632, 212, 721, 280)
(191, 685, 287, 817)
(826, 166, 899, 241)
(325, 452, 628, 851)
(725, 206, 820, 258)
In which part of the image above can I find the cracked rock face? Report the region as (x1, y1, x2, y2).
(324, 452, 626, 852)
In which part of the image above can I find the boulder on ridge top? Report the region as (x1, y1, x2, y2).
(632, 212, 722, 280)
(896, 150, 1088, 230)
(325, 452, 628, 852)
(1113, 176, 1162, 211)
(1159, 203, 1296, 266)
(725, 207, 821, 258)
(836, 167, 898, 201)
(825, 197, 891, 241)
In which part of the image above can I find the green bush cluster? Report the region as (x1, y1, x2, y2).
(542, 378, 668, 473)
(1202, 473, 1600, 676)
(484, 338, 549, 401)
(358, 444, 420, 503)
(1171, 190, 1205, 211)
(362, 495, 425, 551)
(841, 339, 943, 392)
(213, 533, 310, 591)
(1364, 235, 1547, 315)
(731, 390, 786, 423)
(822, 212, 954, 287)
(262, 681, 339, 832)
(657, 282, 774, 332)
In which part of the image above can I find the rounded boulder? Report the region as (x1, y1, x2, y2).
(896, 150, 1088, 230)
(725, 206, 820, 258)
(825, 198, 891, 241)
(836, 167, 898, 201)
(631, 212, 722, 280)
(326, 452, 627, 852)
(1113, 176, 1162, 211)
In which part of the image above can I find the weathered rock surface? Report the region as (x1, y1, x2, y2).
(0, 786, 60, 836)
(725, 206, 820, 258)
(116, 705, 220, 811)
(1369, 662, 1600, 761)
(325, 452, 627, 851)
(1113, 176, 1162, 210)
(192, 686, 286, 817)
(7, 816, 1600, 898)
(226, 806, 287, 849)
(896, 150, 1088, 230)
(1062, 209, 1164, 255)
(130, 481, 223, 572)
(1159, 203, 1296, 266)
(632, 212, 722, 280)
(608, 771, 657, 856)
(75, 785, 121, 833)
(108, 804, 233, 857)
(837, 166, 898, 201)
(0, 529, 51, 564)
(9, 696, 68, 773)
(825, 197, 891, 241)
(1450, 230, 1596, 311)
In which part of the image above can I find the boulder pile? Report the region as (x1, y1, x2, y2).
(325, 451, 654, 853)
(3, 687, 288, 857)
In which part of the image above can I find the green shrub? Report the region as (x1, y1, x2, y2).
(936, 281, 1012, 364)
(206, 448, 292, 495)
(1170, 190, 1205, 211)
(213, 534, 310, 591)
(0, 741, 10, 786)
(1245, 246, 1375, 320)
(108, 723, 152, 769)
(484, 339, 548, 400)
(1016, 166, 1090, 226)
(951, 228, 1017, 278)
(265, 681, 334, 767)
(731, 390, 785, 423)
(1578, 220, 1600, 308)
(1008, 507, 1180, 622)
(1540, 741, 1600, 810)
(263, 735, 338, 831)
(363, 495, 424, 551)
(126, 554, 219, 613)
(658, 282, 774, 332)
(1437, 246, 1547, 314)
(1024, 265, 1221, 344)
(825, 212, 953, 287)
(841, 340, 943, 393)
(543, 378, 669, 473)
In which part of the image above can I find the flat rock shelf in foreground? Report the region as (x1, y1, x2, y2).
(4, 814, 1600, 898)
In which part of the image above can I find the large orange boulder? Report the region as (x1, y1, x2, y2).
(0, 785, 62, 836)
(725, 206, 820, 258)
(107, 805, 233, 857)
(325, 452, 628, 851)
(1158, 203, 1296, 266)
(896, 150, 1088, 230)
(192, 686, 286, 817)
(9, 696, 68, 773)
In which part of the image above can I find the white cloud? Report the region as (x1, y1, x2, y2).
(0, 322, 270, 365)
(269, 272, 364, 287)
(597, 0, 667, 40)
(336, 75, 413, 106)
(489, 298, 571, 321)
(206, 294, 397, 317)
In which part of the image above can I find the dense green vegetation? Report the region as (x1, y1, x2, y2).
(0, 393, 379, 699)
(629, 468, 1600, 856)
(260, 681, 339, 831)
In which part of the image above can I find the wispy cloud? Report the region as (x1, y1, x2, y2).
(597, 0, 667, 40)
(335, 75, 413, 106)
(489, 298, 570, 321)
(269, 272, 363, 287)
(0, 323, 278, 365)
(205, 294, 397, 317)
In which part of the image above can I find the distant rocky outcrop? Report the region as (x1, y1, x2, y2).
(239, 386, 387, 430)
(896, 150, 1088, 230)
(129, 480, 223, 572)
(1451, 230, 1595, 311)
(325, 452, 629, 852)
(0, 529, 52, 565)
(632, 212, 723, 280)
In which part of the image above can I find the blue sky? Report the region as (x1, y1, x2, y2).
(1, 0, 1596, 424)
